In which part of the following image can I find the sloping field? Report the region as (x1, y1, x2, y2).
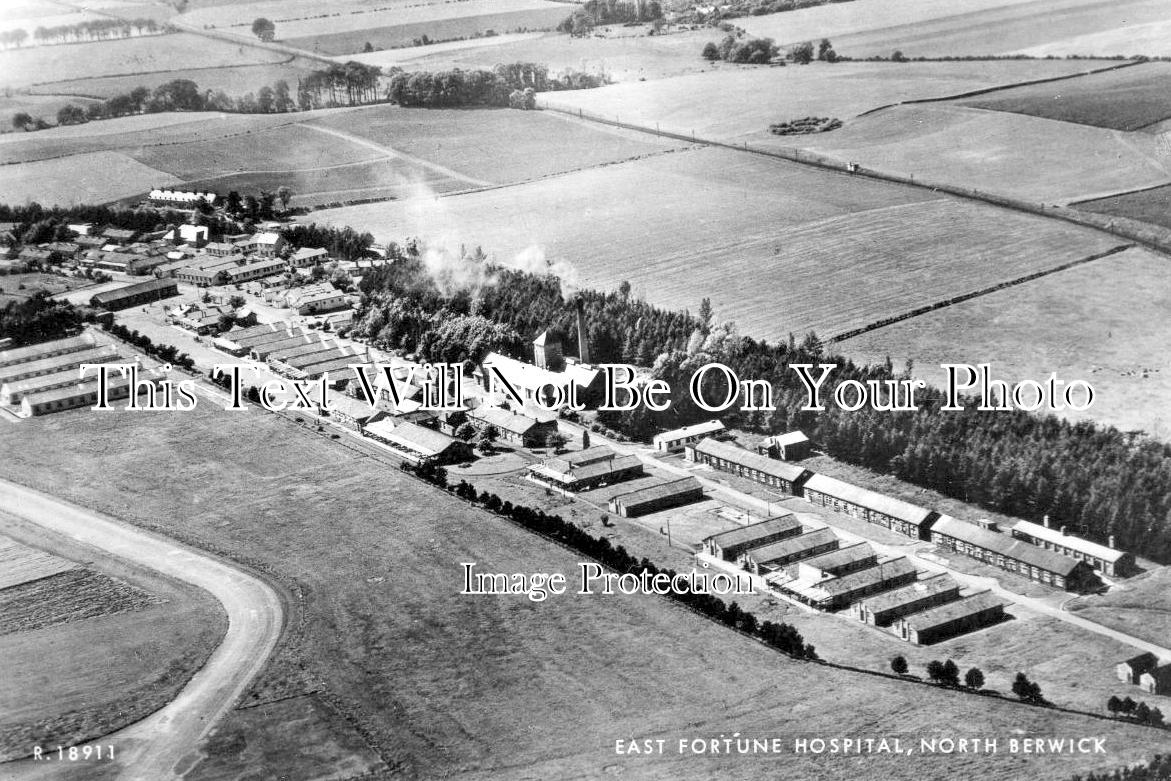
(0, 32, 290, 89)
(839, 246, 1171, 435)
(28, 59, 318, 101)
(0, 536, 75, 591)
(800, 0, 1171, 59)
(1017, 18, 1171, 58)
(789, 103, 1171, 202)
(1077, 184, 1171, 230)
(285, 5, 571, 56)
(0, 402, 1164, 780)
(542, 59, 1110, 140)
(310, 146, 1123, 342)
(962, 61, 1171, 130)
(305, 106, 681, 185)
(0, 568, 163, 636)
(0, 149, 181, 206)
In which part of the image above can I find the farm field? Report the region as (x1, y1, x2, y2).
(1017, 18, 1171, 58)
(0, 93, 102, 135)
(541, 59, 1113, 140)
(962, 61, 1171, 130)
(790, 103, 1171, 203)
(839, 246, 1171, 436)
(27, 58, 319, 102)
(0, 513, 226, 759)
(0, 32, 290, 89)
(0, 402, 1166, 780)
(1077, 184, 1171, 230)
(790, 0, 1171, 59)
(284, 6, 573, 58)
(0, 536, 75, 590)
(0, 149, 181, 207)
(310, 146, 1125, 342)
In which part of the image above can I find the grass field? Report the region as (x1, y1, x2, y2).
(1067, 567, 1171, 651)
(962, 62, 1171, 130)
(0, 402, 1167, 779)
(0, 32, 290, 89)
(0, 273, 96, 307)
(839, 246, 1171, 436)
(773, 0, 1171, 59)
(0, 149, 181, 207)
(0, 513, 226, 759)
(28, 58, 318, 102)
(542, 59, 1111, 140)
(790, 103, 1171, 202)
(310, 146, 1124, 342)
(285, 6, 572, 57)
(0, 93, 103, 134)
(1077, 185, 1171, 230)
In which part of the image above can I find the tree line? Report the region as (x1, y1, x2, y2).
(386, 63, 603, 109)
(0, 18, 169, 49)
(559, 0, 663, 36)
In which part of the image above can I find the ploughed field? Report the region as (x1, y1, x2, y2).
(0, 402, 1164, 780)
(1077, 185, 1171, 230)
(311, 146, 1125, 342)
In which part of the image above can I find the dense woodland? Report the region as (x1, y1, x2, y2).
(559, 0, 663, 35)
(0, 294, 82, 347)
(386, 63, 603, 108)
(356, 249, 1171, 565)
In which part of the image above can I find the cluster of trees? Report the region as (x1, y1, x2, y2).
(701, 34, 779, 63)
(98, 320, 195, 371)
(559, 0, 663, 36)
(251, 17, 276, 42)
(386, 63, 603, 109)
(1069, 755, 1171, 781)
(280, 224, 376, 262)
(890, 655, 985, 689)
(295, 62, 382, 109)
(0, 18, 168, 48)
(1107, 696, 1166, 726)
(0, 203, 243, 247)
(0, 293, 82, 347)
(404, 464, 816, 660)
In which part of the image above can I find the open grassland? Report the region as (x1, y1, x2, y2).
(0, 32, 290, 89)
(0, 404, 1166, 779)
(797, 0, 1171, 59)
(791, 103, 1171, 203)
(1067, 567, 1171, 651)
(839, 246, 1171, 436)
(304, 106, 681, 185)
(542, 59, 1111, 140)
(962, 62, 1171, 130)
(312, 146, 1123, 342)
(285, 5, 572, 57)
(1078, 185, 1171, 230)
(0, 513, 226, 759)
(0, 150, 180, 207)
(28, 58, 319, 101)
(1017, 19, 1171, 58)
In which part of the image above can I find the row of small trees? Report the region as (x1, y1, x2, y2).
(404, 465, 817, 661)
(891, 655, 1044, 703)
(1107, 695, 1166, 726)
(0, 18, 168, 48)
(701, 35, 836, 64)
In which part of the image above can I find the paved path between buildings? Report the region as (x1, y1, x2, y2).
(0, 480, 284, 781)
(555, 420, 1171, 661)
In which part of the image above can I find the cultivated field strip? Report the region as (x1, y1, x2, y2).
(0, 536, 76, 591)
(0, 568, 164, 636)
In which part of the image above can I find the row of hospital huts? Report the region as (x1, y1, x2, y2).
(678, 434, 1131, 592)
(703, 513, 1008, 644)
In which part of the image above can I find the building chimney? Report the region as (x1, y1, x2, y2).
(1060, 525, 1068, 536)
(1109, 535, 1116, 549)
(575, 297, 590, 365)
(1042, 514, 1050, 529)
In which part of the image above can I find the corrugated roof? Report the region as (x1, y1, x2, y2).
(746, 527, 838, 564)
(705, 514, 801, 549)
(0, 344, 121, 383)
(611, 477, 702, 507)
(90, 277, 176, 304)
(534, 454, 642, 484)
(470, 405, 546, 435)
(803, 473, 934, 525)
(858, 573, 959, 614)
(932, 516, 1085, 576)
(23, 375, 131, 405)
(800, 542, 876, 573)
(653, 419, 725, 443)
(901, 591, 1006, 631)
(763, 430, 809, 447)
(0, 333, 95, 367)
(1012, 520, 1127, 563)
(814, 558, 917, 597)
(691, 438, 809, 482)
(374, 421, 460, 456)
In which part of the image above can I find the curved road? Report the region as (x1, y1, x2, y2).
(0, 480, 283, 781)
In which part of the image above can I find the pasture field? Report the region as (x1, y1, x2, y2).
(962, 62, 1171, 130)
(304, 106, 681, 185)
(28, 58, 319, 101)
(0, 513, 226, 759)
(791, 103, 1171, 203)
(0, 401, 1165, 779)
(541, 58, 1111, 140)
(1017, 18, 1171, 59)
(311, 146, 1123, 342)
(789, 0, 1171, 59)
(1067, 567, 1171, 651)
(839, 246, 1171, 436)
(0, 150, 180, 207)
(284, 6, 572, 57)
(0, 32, 290, 90)
(0, 273, 95, 307)
(1077, 185, 1171, 230)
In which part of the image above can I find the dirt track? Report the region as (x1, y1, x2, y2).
(0, 480, 283, 781)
